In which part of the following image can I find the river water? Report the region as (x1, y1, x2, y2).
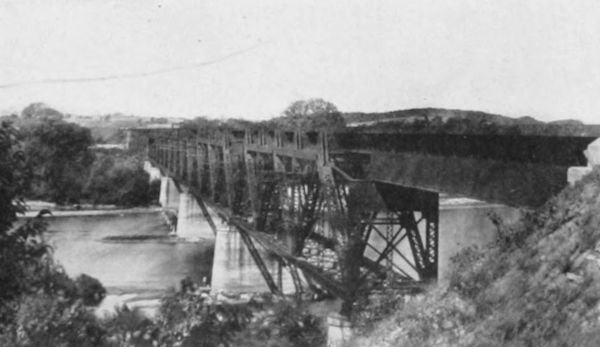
(40, 200, 519, 315)
(43, 211, 213, 316)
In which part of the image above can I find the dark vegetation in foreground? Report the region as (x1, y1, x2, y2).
(351, 167, 600, 346)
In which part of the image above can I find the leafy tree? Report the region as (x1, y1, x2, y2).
(277, 98, 345, 131)
(18, 117, 94, 204)
(84, 152, 156, 206)
(0, 121, 107, 345)
(0, 121, 29, 231)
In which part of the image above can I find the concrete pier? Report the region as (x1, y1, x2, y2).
(158, 176, 179, 210)
(210, 221, 295, 294)
(143, 160, 161, 182)
(568, 138, 600, 185)
(175, 192, 215, 241)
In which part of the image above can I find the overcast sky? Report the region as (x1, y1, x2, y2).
(1, 0, 599, 123)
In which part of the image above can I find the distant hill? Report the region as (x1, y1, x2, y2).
(3, 103, 184, 144)
(343, 108, 543, 126)
(342, 107, 600, 137)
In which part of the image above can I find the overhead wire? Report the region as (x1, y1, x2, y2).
(0, 41, 265, 89)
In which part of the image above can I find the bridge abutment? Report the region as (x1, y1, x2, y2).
(568, 138, 600, 185)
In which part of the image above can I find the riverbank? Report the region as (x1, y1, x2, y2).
(21, 200, 163, 218)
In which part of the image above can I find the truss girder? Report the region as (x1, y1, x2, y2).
(144, 129, 440, 297)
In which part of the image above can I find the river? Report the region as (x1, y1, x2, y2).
(42, 211, 213, 316)
(39, 199, 519, 316)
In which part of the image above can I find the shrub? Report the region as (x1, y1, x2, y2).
(76, 274, 106, 306)
(157, 290, 253, 346)
(14, 293, 105, 347)
(85, 153, 155, 206)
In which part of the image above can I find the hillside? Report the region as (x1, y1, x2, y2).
(351, 167, 600, 346)
(3, 103, 183, 143)
(343, 108, 600, 136)
(343, 108, 528, 126)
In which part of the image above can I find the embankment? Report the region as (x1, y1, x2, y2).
(352, 167, 600, 347)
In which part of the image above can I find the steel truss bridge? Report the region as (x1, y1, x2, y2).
(134, 127, 440, 299)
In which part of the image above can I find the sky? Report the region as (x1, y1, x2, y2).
(1, 0, 600, 123)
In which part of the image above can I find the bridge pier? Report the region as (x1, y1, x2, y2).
(143, 161, 161, 182)
(159, 176, 179, 210)
(568, 138, 600, 184)
(176, 191, 215, 241)
(211, 217, 294, 294)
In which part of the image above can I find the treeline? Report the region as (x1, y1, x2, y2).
(2, 112, 157, 206)
(180, 98, 346, 134)
(350, 111, 600, 137)
(334, 132, 596, 166)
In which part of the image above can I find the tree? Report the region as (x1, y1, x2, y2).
(84, 152, 155, 206)
(0, 121, 107, 345)
(0, 121, 29, 232)
(278, 98, 345, 131)
(18, 117, 94, 203)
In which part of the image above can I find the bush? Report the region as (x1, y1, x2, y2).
(15, 293, 105, 347)
(156, 290, 253, 346)
(233, 301, 326, 347)
(85, 153, 156, 206)
(76, 274, 106, 306)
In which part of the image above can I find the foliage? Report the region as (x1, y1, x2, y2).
(276, 98, 345, 131)
(231, 301, 326, 347)
(14, 293, 105, 347)
(0, 121, 110, 346)
(101, 306, 158, 346)
(155, 290, 253, 346)
(347, 107, 600, 137)
(6, 107, 157, 207)
(0, 121, 29, 231)
(76, 274, 107, 306)
(352, 288, 409, 332)
(17, 115, 95, 204)
(84, 152, 156, 206)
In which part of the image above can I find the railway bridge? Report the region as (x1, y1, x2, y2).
(130, 126, 599, 301)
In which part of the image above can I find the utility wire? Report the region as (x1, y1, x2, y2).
(0, 42, 264, 89)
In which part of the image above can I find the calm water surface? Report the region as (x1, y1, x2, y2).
(42, 211, 213, 315)
(38, 201, 519, 315)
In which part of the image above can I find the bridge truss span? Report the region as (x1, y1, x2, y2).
(139, 127, 440, 299)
